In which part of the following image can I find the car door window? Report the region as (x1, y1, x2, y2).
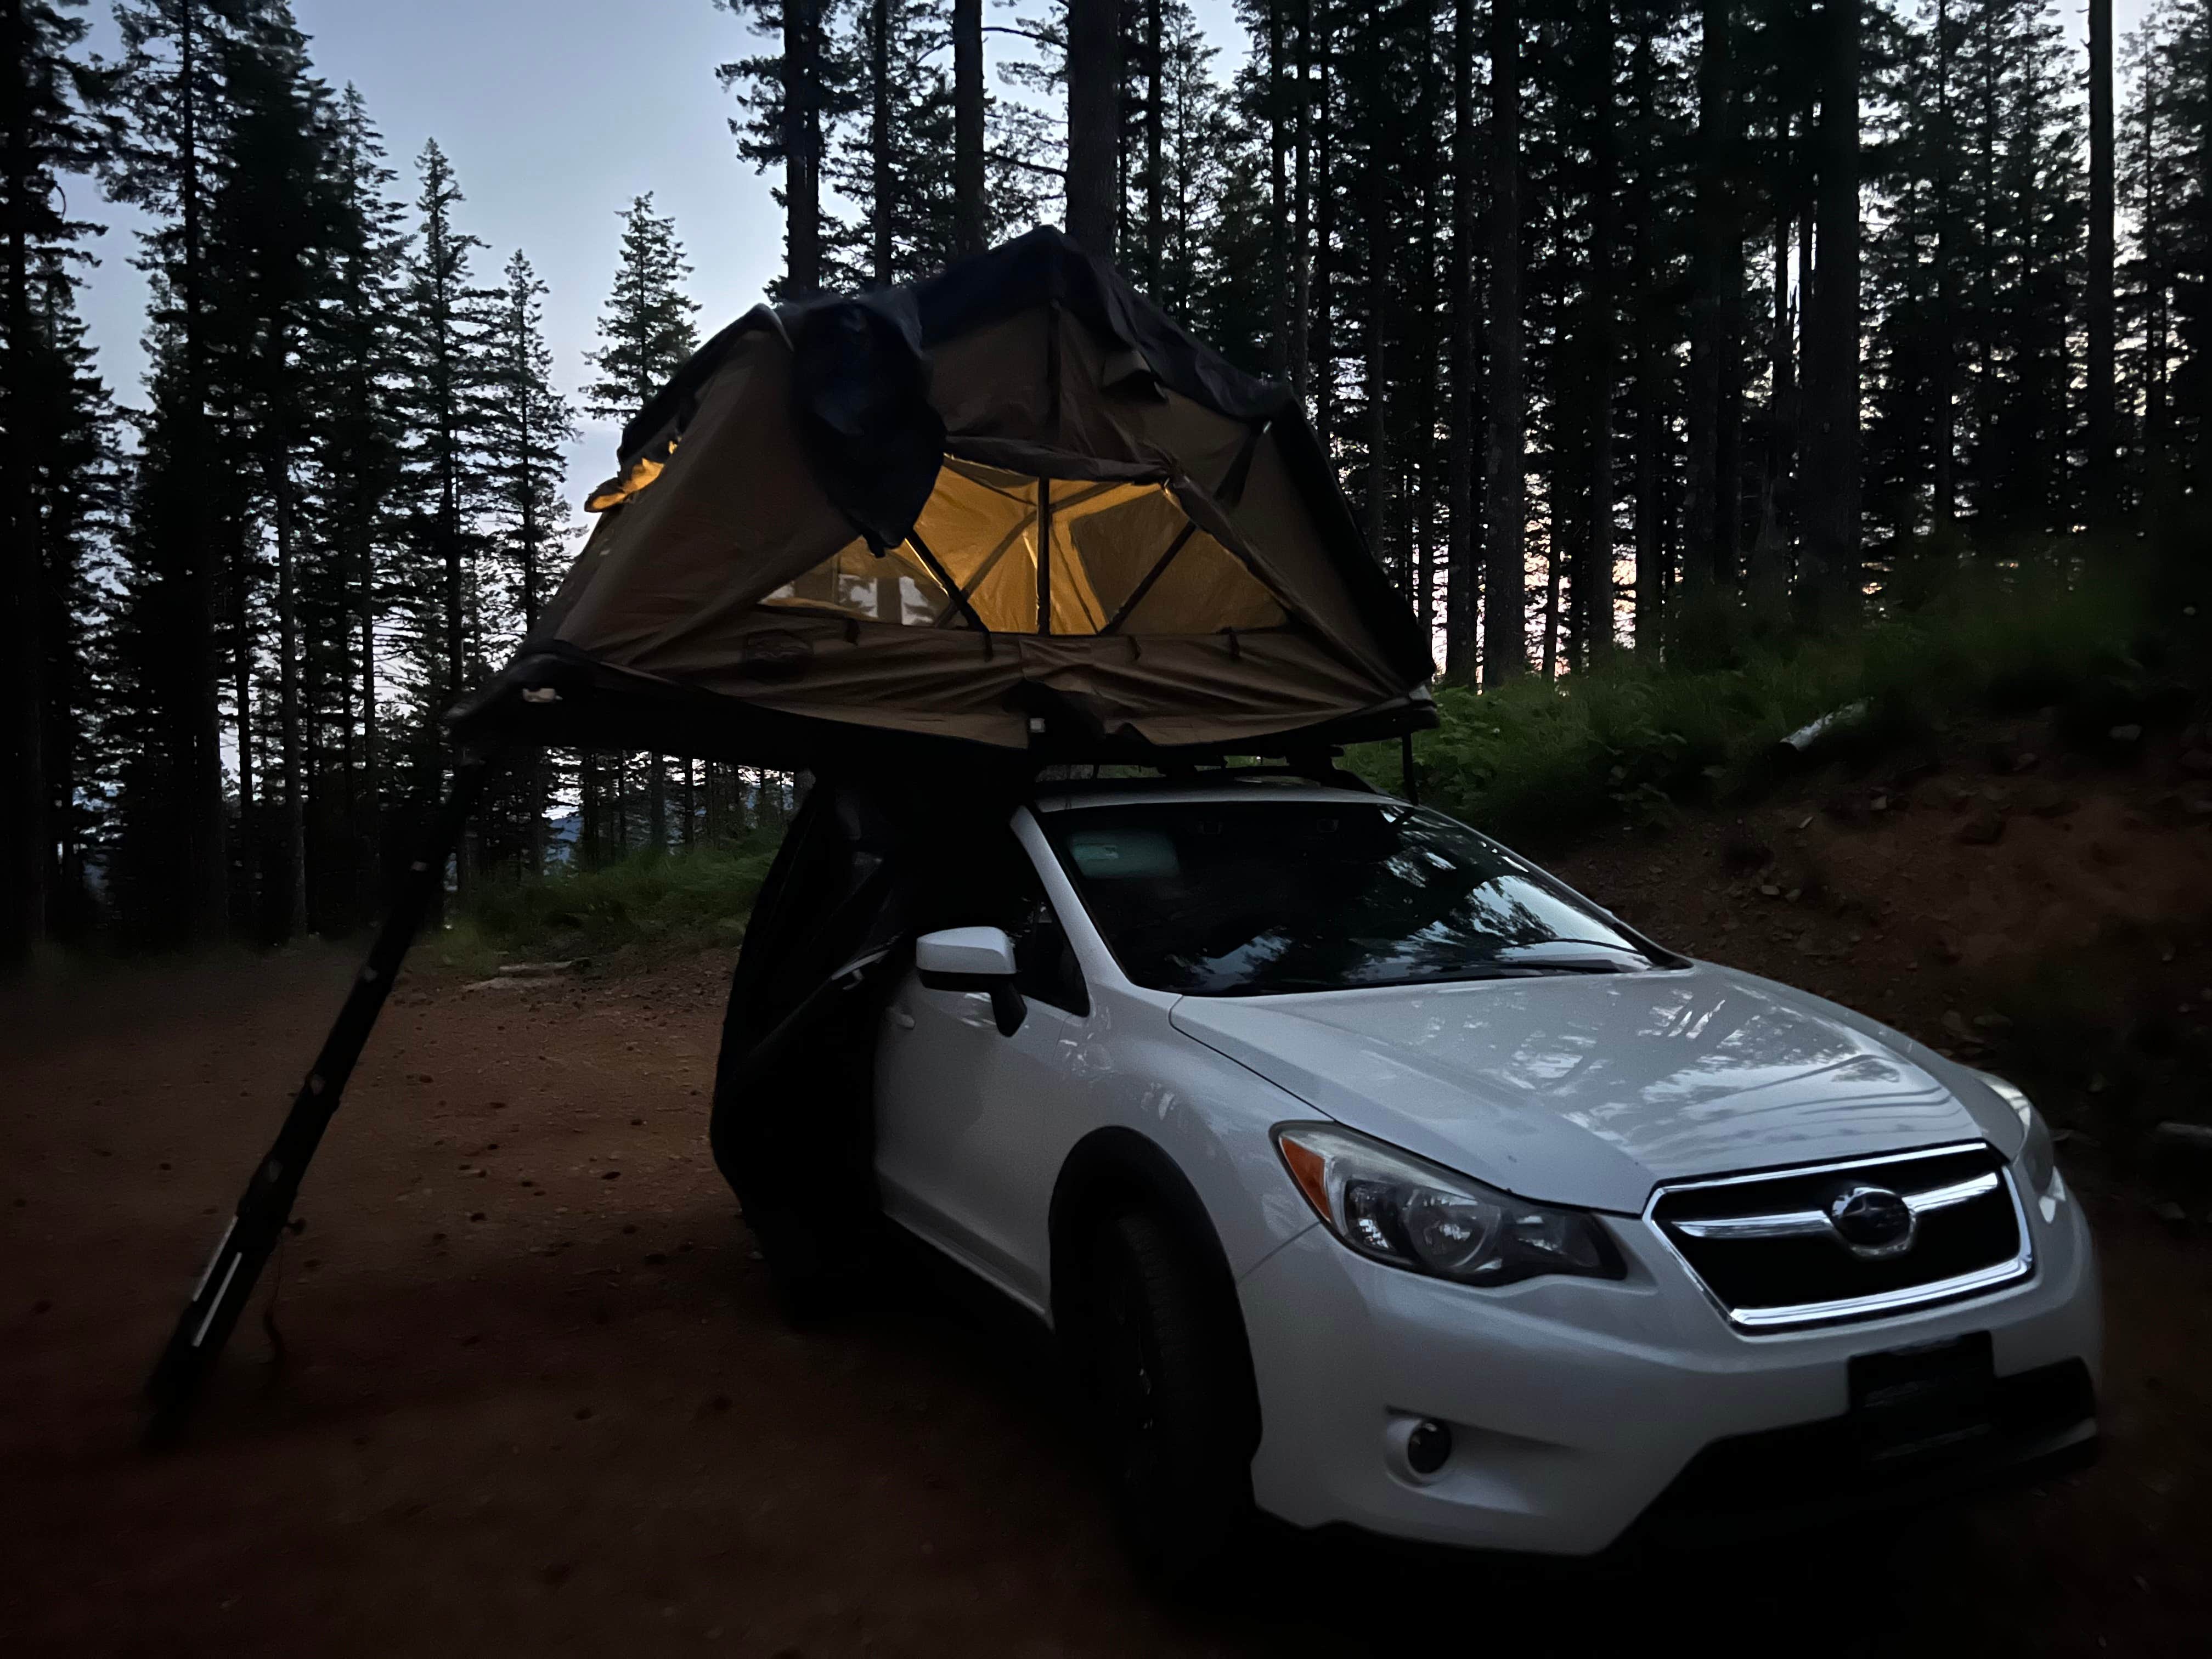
(1005, 851, 1090, 1017)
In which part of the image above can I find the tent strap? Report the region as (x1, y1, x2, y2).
(1100, 521, 1198, 635)
(142, 747, 500, 1446)
(903, 527, 994, 647)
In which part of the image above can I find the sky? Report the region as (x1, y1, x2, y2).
(71, 0, 1247, 511)
(70, 0, 2143, 514)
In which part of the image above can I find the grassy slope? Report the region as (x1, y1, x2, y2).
(426, 836, 782, 977)
(1353, 573, 2190, 854)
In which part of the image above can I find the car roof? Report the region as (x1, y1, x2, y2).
(1029, 777, 1402, 814)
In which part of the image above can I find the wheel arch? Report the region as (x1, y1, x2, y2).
(1048, 1125, 1263, 1454)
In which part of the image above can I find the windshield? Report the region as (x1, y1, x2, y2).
(1041, 799, 1667, 997)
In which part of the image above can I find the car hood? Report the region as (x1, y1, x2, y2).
(1169, 963, 2017, 1214)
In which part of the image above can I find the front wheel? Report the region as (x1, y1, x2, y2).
(1085, 1209, 1257, 1588)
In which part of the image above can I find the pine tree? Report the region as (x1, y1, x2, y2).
(1581, 0, 1622, 661)
(2087, 0, 2117, 525)
(392, 139, 495, 830)
(105, 0, 244, 944)
(718, 0, 853, 298)
(24, 258, 119, 942)
(304, 84, 407, 928)
(1801, 0, 1861, 614)
(585, 195, 701, 422)
(2, 0, 112, 958)
(585, 194, 698, 856)
(831, 0, 955, 285)
(1482, 0, 1527, 682)
(1443, 0, 1481, 679)
(953, 0, 986, 255)
(2139, 0, 2211, 533)
(206, 1, 341, 937)
(1068, 0, 1122, 250)
(485, 250, 574, 871)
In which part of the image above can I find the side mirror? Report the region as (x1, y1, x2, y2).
(915, 927, 1026, 1036)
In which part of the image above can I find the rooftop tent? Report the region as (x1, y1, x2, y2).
(450, 227, 1436, 766)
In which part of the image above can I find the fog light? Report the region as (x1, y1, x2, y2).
(1406, 1418, 1452, 1475)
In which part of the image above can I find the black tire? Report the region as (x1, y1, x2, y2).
(1085, 1209, 1257, 1589)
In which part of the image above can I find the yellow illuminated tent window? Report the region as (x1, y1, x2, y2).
(763, 456, 1286, 636)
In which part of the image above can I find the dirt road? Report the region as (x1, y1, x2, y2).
(4, 939, 2207, 1656)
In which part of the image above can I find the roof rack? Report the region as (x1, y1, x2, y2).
(1029, 758, 1379, 795)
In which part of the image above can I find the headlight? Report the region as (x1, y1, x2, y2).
(1273, 1123, 1625, 1287)
(1980, 1073, 2057, 1195)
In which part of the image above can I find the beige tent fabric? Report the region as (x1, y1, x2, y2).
(760, 458, 1288, 639)
(521, 268, 1426, 753)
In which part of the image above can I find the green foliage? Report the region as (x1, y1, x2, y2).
(430, 837, 785, 969)
(1356, 572, 2170, 850)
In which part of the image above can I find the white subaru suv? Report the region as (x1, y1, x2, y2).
(718, 775, 2100, 1579)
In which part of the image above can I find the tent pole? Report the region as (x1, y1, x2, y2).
(143, 746, 500, 1445)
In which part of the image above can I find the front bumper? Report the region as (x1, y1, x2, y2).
(1236, 1173, 2101, 1556)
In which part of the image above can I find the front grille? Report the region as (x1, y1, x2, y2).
(1649, 1144, 2031, 1332)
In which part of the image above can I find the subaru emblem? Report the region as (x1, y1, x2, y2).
(1826, 1184, 1918, 1259)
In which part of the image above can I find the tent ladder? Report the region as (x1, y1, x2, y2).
(142, 747, 499, 1446)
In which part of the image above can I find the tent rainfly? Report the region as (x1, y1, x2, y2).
(142, 230, 1436, 1441)
(450, 226, 1436, 767)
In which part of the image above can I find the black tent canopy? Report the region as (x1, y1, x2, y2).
(452, 227, 1435, 769)
(145, 231, 1436, 1436)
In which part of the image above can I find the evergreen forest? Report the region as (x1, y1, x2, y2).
(3, 0, 2208, 960)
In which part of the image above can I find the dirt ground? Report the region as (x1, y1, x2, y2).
(7, 749, 2212, 1655)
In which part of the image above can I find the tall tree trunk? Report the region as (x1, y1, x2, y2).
(1267, 0, 1291, 379)
(581, 753, 602, 869)
(1065, 0, 1120, 252)
(180, 8, 227, 940)
(231, 532, 255, 932)
(272, 410, 307, 940)
(1716, 249, 1745, 586)
(2085, 0, 2115, 528)
(953, 0, 985, 256)
(1291, 0, 1312, 397)
(612, 754, 629, 857)
(1932, 0, 1955, 527)
(1144, 0, 1163, 284)
(1363, 154, 1391, 584)
(1683, 0, 1737, 599)
(518, 356, 546, 877)
(1582, 0, 1618, 661)
(1749, 193, 1793, 619)
(1481, 0, 1526, 684)
(870, 0, 891, 285)
(784, 0, 822, 295)
(648, 755, 666, 850)
(1541, 508, 1562, 678)
(1444, 0, 1480, 680)
(357, 510, 380, 902)
(439, 363, 467, 901)
(1313, 5, 1336, 450)
(1802, 0, 1862, 618)
(1629, 27, 1662, 653)
(2, 0, 44, 960)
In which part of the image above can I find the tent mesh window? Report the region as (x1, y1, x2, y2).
(763, 456, 1286, 636)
